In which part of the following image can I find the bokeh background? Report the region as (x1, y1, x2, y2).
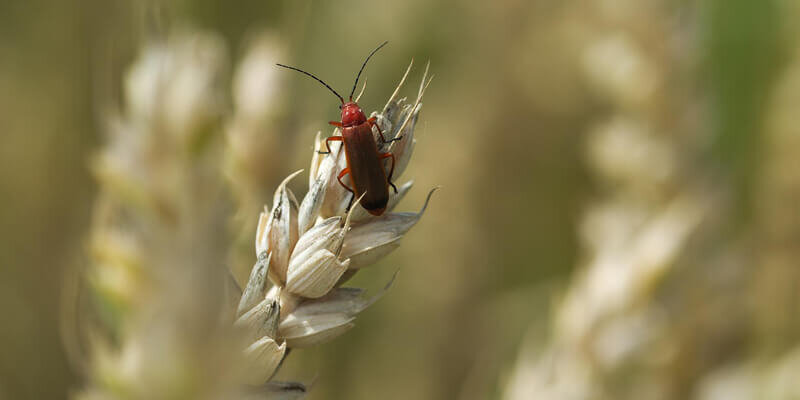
(1, 0, 798, 399)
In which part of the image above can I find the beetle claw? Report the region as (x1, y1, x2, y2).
(385, 136, 403, 144)
(344, 192, 356, 214)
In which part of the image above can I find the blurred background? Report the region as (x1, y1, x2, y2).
(1, 0, 798, 399)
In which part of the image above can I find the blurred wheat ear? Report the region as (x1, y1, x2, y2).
(224, 32, 293, 287)
(503, 1, 799, 399)
(503, 2, 712, 399)
(78, 29, 241, 400)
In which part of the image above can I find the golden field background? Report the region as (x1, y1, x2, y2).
(1, 0, 798, 399)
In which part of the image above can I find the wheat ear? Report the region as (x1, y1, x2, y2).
(230, 61, 435, 396)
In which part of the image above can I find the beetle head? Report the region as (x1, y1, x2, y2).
(340, 102, 367, 127)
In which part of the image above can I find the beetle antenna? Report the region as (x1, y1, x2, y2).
(350, 41, 388, 101)
(276, 63, 344, 104)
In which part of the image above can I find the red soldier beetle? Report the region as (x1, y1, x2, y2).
(277, 41, 400, 216)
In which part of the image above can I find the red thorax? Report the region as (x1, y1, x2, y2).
(340, 102, 367, 127)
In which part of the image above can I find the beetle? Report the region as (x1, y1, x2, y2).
(277, 41, 400, 216)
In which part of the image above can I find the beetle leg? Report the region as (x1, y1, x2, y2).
(337, 168, 355, 193)
(379, 152, 398, 194)
(367, 117, 388, 143)
(318, 136, 343, 154)
(329, 121, 343, 128)
(337, 168, 357, 211)
(368, 117, 403, 145)
(367, 116, 401, 145)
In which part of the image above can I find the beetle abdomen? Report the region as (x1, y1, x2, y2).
(342, 123, 389, 213)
